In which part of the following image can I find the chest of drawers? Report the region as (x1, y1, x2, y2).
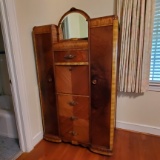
(32, 9, 118, 155)
(53, 40, 90, 145)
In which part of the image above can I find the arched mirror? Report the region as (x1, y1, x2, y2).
(58, 8, 90, 40)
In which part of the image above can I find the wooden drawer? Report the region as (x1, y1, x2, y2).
(55, 65, 89, 95)
(57, 94, 89, 119)
(57, 94, 89, 144)
(54, 50, 88, 62)
(59, 116, 89, 144)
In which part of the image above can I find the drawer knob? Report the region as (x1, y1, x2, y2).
(70, 116, 78, 121)
(68, 101, 77, 106)
(48, 78, 52, 82)
(64, 54, 76, 59)
(69, 131, 78, 136)
(92, 79, 97, 85)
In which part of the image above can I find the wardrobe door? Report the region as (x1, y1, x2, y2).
(33, 25, 60, 142)
(89, 16, 118, 155)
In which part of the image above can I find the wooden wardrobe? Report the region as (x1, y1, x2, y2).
(32, 8, 118, 156)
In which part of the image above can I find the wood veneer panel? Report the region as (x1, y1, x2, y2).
(59, 115, 73, 141)
(71, 66, 89, 95)
(33, 25, 59, 138)
(58, 94, 73, 117)
(55, 65, 89, 95)
(57, 94, 89, 144)
(54, 50, 88, 62)
(90, 22, 113, 148)
(74, 119, 89, 144)
(72, 96, 89, 120)
(55, 66, 72, 93)
(57, 94, 89, 119)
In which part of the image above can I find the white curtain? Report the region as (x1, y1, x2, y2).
(117, 0, 155, 93)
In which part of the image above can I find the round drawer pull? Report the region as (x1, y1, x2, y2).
(92, 79, 97, 85)
(48, 78, 53, 82)
(64, 54, 76, 59)
(69, 131, 78, 136)
(70, 116, 78, 121)
(68, 101, 77, 106)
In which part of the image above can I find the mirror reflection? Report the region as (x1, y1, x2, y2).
(60, 13, 88, 40)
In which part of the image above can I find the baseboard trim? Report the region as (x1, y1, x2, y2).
(116, 121, 160, 136)
(32, 131, 43, 146)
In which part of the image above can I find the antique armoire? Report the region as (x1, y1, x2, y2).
(32, 8, 118, 156)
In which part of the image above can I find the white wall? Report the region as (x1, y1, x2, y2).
(117, 91, 160, 132)
(13, 0, 160, 147)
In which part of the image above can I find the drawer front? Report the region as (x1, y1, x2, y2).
(58, 94, 89, 119)
(57, 94, 89, 144)
(54, 50, 88, 62)
(59, 117, 89, 144)
(55, 65, 89, 95)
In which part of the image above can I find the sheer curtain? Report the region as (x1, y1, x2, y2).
(117, 0, 155, 93)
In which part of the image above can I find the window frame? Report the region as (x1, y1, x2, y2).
(149, 0, 160, 92)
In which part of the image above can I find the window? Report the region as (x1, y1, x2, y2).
(149, 0, 160, 90)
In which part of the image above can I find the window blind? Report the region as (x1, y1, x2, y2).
(150, 0, 160, 82)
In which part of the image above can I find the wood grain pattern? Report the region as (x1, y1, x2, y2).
(54, 50, 88, 62)
(73, 119, 89, 144)
(55, 66, 72, 94)
(55, 62, 89, 65)
(33, 25, 59, 138)
(53, 40, 88, 50)
(71, 66, 89, 95)
(57, 94, 89, 120)
(90, 16, 116, 28)
(17, 129, 160, 160)
(89, 16, 119, 155)
(55, 65, 89, 95)
(110, 18, 119, 150)
(58, 115, 73, 141)
(90, 19, 113, 149)
(57, 94, 89, 144)
(33, 14, 119, 156)
(33, 25, 55, 34)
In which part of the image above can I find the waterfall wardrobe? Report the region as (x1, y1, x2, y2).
(32, 8, 119, 156)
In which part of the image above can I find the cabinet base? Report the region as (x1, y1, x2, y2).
(44, 137, 113, 156)
(89, 145, 113, 156)
(44, 135, 62, 143)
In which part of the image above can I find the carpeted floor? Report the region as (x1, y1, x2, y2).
(0, 135, 21, 160)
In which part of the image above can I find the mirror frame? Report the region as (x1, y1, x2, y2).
(58, 7, 90, 41)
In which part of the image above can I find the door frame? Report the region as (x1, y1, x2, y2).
(0, 0, 33, 152)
